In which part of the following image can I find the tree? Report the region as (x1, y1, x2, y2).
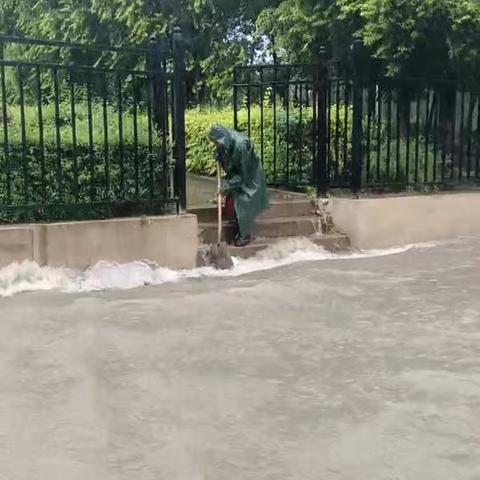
(0, 0, 282, 103)
(3, 0, 480, 103)
(337, 0, 480, 147)
(338, 0, 480, 80)
(255, 0, 480, 81)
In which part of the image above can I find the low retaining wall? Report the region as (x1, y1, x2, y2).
(0, 214, 198, 270)
(328, 192, 480, 249)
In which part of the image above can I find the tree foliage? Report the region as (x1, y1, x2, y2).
(2, 0, 480, 101)
(258, 0, 480, 83)
(0, 0, 279, 102)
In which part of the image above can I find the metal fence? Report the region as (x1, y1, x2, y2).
(233, 42, 480, 195)
(233, 62, 327, 190)
(0, 30, 187, 223)
(352, 77, 480, 191)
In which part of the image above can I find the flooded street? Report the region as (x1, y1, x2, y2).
(1, 238, 480, 479)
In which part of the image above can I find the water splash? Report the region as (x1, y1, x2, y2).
(0, 261, 77, 297)
(0, 238, 436, 298)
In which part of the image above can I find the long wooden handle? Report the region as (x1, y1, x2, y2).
(217, 163, 222, 244)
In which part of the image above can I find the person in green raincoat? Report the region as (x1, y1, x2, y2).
(209, 126, 269, 247)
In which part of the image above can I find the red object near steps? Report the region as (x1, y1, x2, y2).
(224, 195, 236, 221)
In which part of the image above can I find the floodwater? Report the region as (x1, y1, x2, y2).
(1, 237, 480, 479)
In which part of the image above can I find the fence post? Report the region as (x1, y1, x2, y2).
(314, 46, 328, 197)
(172, 26, 187, 211)
(351, 38, 364, 194)
(233, 67, 239, 130)
(0, 38, 11, 205)
(148, 36, 167, 134)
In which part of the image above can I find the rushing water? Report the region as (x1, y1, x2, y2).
(0, 238, 433, 298)
(1, 237, 480, 479)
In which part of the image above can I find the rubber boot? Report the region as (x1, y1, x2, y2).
(234, 234, 252, 247)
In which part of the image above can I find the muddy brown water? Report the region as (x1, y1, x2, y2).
(1, 238, 480, 479)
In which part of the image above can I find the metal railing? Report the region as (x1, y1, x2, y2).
(233, 43, 480, 195)
(0, 30, 187, 223)
(352, 77, 480, 191)
(232, 61, 338, 192)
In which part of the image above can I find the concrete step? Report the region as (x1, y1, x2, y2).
(198, 216, 320, 245)
(229, 234, 350, 258)
(190, 199, 314, 223)
(260, 199, 314, 219)
(196, 233, 350, 265)
(269, 188, 307, 201)
(187, 174, 305, 209)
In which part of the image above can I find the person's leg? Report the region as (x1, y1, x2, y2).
(234, 214, 251, 247)
(225, 195, 251, 247)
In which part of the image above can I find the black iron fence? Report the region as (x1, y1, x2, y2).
(0, 30, 187, 223)
(351, 77, 480, 191)
(233, 42, 480, 195)
(233, 62, 328, 190)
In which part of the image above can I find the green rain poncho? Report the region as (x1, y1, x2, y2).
(209, 126, 270, 237)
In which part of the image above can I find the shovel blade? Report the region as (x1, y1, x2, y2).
(209, 242, 234, 270)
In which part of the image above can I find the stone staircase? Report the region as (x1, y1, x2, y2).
(190, 189, 349, 263)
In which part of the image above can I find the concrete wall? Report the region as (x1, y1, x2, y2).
(329, 193, 480, 249)
(0, 214, 198, 270)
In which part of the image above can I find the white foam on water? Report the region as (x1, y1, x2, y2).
(0, 261, 77, 297)
(0, 238, 437, 297)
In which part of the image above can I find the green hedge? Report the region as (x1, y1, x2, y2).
(0, 101, 167, 210)
(0, 101, 446, 212)
(186, 106, 316, 184)
(186, 105, 444, 187)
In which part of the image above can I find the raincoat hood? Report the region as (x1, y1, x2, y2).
(208, 126, 234, 151)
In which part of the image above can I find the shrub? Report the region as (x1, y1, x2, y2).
(185, 107, 234, 176)
(185, 106, 315, 184)
(0, 100, 167, 210)
(0, 99, 448, 217)
(185, 104, 443, 188)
